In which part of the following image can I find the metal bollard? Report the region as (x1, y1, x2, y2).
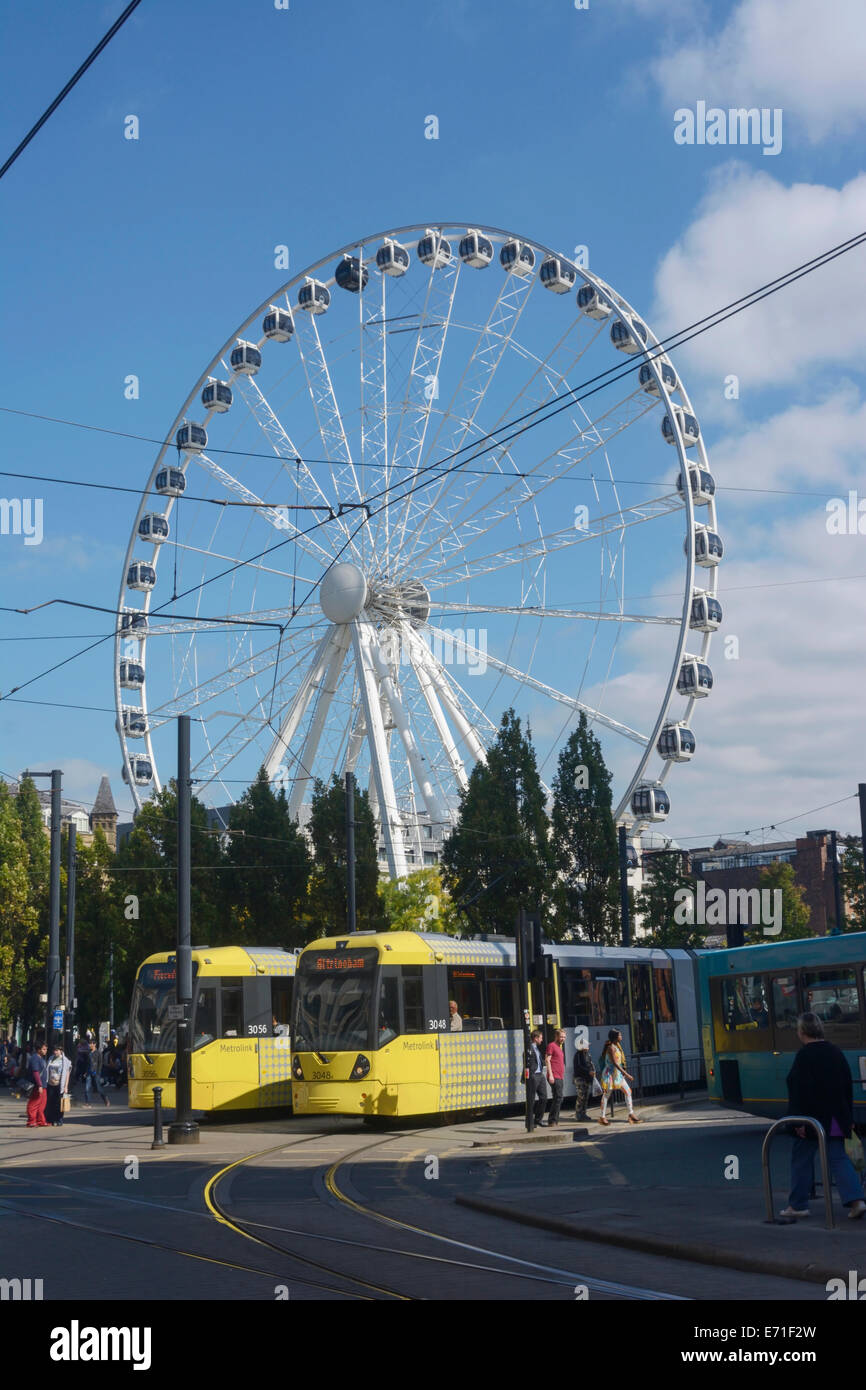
(761, 1115, 835, 1228)
(151, 1086, 167, 1149)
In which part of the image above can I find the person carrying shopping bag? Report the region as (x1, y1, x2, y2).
(597, 1028, 641, 1126)
(44, 1043, 72, 1126)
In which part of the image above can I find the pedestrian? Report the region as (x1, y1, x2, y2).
(528, 1029, 548, 1127)
(44, 1044, 72, 1126)
(74, 1034, 91, 1088)
(597, 1028, 641, 1126)
(573, 1040, 596, 1121)
(780, 1011, 866, 1221)
(25, 1043, 50, 1127)
(449, 1000, 463, 1032)
(545, 1028, 566, 1126)
(84, 1040, 111, 1108)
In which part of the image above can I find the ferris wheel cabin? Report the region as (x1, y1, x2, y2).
(334, 256, 368, 293)
(126, 561, 156, 591)
(639, 361, 678, 396)
(230, 341, 263, 374)
(500, 239, 535, 276)
(632, 784, 670, 821)
(175, 422, 207, 453)
(576, 282, 611, 319)
(688, 525, 724, 567)
(657, 722, 696, 762)
(298, 279, 330, 314)
(458, 230, 494, 267)
(677, 655, 713, 697)
(119, 610, 148, 638)
(123, 757, 153, 787)
(611, 317, 648, 354)
(119, 660, 145, 690)
(662, 408, 700, 448)
(155, 467, 186, 497)
(417, 230, 451, 268)
(677, 465, 715, 504)
(376, 239, 410, 277)
(540, 256, 576, 293)
(119, 707, 148, 738)
(202, 378, 233, 412)
(690, 591, 723, 632)
(263, 305, 295, 340)
(138, 513, 169, 544)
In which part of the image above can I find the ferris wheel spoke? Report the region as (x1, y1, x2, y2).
(148, 628, 323, 723)
(218, 368, 356, 562)
(165, 534, 321, 588)
(423, 492, 682, 591)
(286, 625, 352, 818)
(351, 619, 408, 878)
(403, 623, 468, 792)
(358, 272, 388, 562)
(427, 601, 679, 626)
(424, 624, 649, 748)
(294, 312, 364, 529)
(411, 637, 491, 767)
(261, 626, 343, 780)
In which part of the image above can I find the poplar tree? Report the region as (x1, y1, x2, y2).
(222, 769, 313, 948)
(0, 783, 39, 1029)
(441, 709, 552, 934)
(307, 775, 385, 935)
(839, 835, 866, 933)
(550, 714, 620, 943)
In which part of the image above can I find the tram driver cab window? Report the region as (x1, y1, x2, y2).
(194, 983, 217, 1049)
(447, 967, 483, 1030)
(220, 979, 244, 1038)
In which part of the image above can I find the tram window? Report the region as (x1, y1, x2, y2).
(378, 974, 399, 1044)
(194, 983, 217, 1049)
(401, 967, 425, 1033)
(221, 979, 244, 1038)
(448, 966, 484, 1029)
(770, 974, 800, 1047)
(271, 978, 292, 1036)
(714, 974, 769, 1052)
(590, 970, 625, 1027)
(803, 968, 861, 1046)
(560, 969, 592, 1027)
(486, 971, 517, 1029)
(653, 967, 676, 1023)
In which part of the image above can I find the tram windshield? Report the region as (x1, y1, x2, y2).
(129, 963, 179, 1054)
(293, 949, 379, 1052)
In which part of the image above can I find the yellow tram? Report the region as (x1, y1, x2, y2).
(290, 930, 698, 1119)
(128, 946, 295, 1111)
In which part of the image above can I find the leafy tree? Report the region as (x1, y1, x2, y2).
(10, 776, 50, 1036)
(68, 829, 129, 1032)
(222, 768, 312, 948)
(441, 709, 553, 935)
(636, 849, 703, 948)
(748, 860, 811, 942)
(839, 835, 866, 933)
(0, 782, 39, 1030)
(378, 866, 459, 934)
(308, 775, 385, 935)
(550, 715, 620, 943)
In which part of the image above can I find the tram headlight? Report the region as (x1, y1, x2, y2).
(351, 1054, 370, 1080)
(291, 1056, 304, 1080)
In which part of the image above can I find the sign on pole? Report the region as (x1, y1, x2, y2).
(52, 1008, 64, 1032)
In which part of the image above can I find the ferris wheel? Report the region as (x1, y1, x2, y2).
(115, 222, 722, 877)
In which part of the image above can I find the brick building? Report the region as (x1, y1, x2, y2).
(688, 829, 842, 936)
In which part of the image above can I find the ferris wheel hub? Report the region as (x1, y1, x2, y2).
(319, 562, 368, 623)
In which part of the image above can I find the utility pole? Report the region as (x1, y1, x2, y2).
(516, 908, 533, 1132)
(618, 825, 631, 948)
(859, 784, 866, 894)
(168, 716, 199, 1145)
(24, 768, 63, 1043)
(108, 941, 114, 1031)
(345, 771, 357, 933)
(65, 823, 77, 1054)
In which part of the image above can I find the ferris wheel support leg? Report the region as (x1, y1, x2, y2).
(351, 621, 408, 879)
(415, 641, 488, 768)
(367, 628, 449, 831)
(262, 627, 339, 782)
(403, 623, 467, 793)
(344, 707, 366, 776)
(287, 626, 352, 821)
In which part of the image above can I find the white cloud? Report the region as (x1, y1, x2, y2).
(653, 165, 866, 389)
(709, 386, 866, 497)
(652, 0, 866, 143)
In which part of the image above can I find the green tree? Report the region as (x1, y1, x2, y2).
(11, 776, 50, 1036)
(308, 775, 385, 935)
(69, 829, 129, 1032)
(748, 860, 812, 942)
(378, 865, 459, 934)
(441, 709, 553, 935)
(222, 769, 312, 948)
(0, 782, 39, 1030)
(636, 849, 703, 948)
(839, 835, 866, 933)
(550, 714, 620, 943)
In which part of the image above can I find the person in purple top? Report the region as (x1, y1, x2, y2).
(781, 1011, 865, 1220)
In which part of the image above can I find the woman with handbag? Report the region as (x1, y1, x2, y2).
(598, 1028, 641, 1126)
(44, 1044, 72, 1127)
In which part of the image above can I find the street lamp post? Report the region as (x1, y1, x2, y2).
(168, 716, 199, 1145)
(23, 768, 63, 1044)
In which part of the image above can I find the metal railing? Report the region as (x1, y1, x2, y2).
(761, 1116, 834, 1229)
(633, 1048, 705, 1103)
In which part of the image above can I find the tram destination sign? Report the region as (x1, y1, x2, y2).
(301, 949, 378, 974)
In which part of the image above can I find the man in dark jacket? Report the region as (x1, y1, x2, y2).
(573, 1042, 596, 1122)
(781, 1011, 865, 1220)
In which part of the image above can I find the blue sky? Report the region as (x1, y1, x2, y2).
(2, 0, 865, 849)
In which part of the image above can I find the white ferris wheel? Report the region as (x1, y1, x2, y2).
(115, 222, 722, 877)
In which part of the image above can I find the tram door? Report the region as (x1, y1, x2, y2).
(627, 964, 657, 1054)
